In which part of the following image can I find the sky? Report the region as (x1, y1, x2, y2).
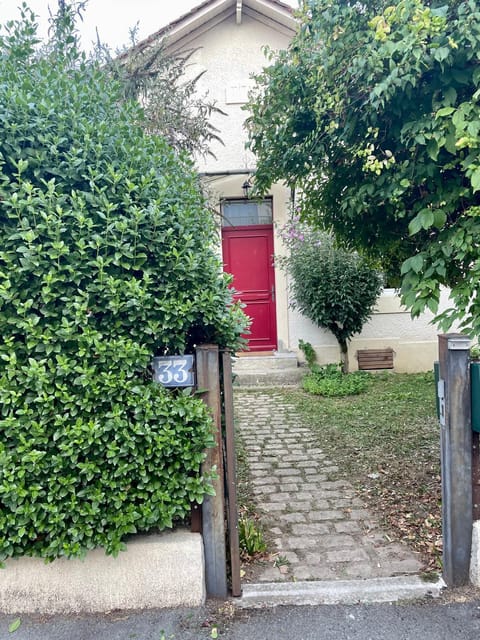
(0, 0, 298, 51)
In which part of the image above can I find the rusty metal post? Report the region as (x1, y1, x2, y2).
(438, 334, 472, 586)
(195, 344, 227, 598)
(222, 351, 242, 597)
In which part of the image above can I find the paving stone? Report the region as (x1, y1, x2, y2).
(280, 501, 313, 512)
(342, 562, 384, 580)
(256, 566, 283, 582)
(309, 500, 331, 510)
(294, 565, 340, 581)
(373, 544, 422, 568)
(302, 482, 325, 491)
(378, 557, 423, 574)
(278, 483, 299, 492)
(303, 469, 325, 477)
(279, 550, 300, 564)
(234, 389, 423, 586)
(283, 536, 319, 549)
(290, 523, 330, 536)
(326, 547, 370, 563)
(257, 502, 285, 512)
(275, 468, 302, 476)
(308, 509, 344, 521)
(295, 460, 321, 467)
(249, 462, 272, 470)
(334, 521, 362, 534)
(277, 512, 307, 524)
(290, 491, 314, 501)
(267, 492, 292, 502)
(250, 471, 271, 480)
(315, 534, 356, 548)
(254, 484, 278, 494)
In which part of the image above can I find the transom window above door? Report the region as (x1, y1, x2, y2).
(221, 199, 273, 227)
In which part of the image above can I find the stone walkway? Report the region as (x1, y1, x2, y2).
(235, 389, 423, 583)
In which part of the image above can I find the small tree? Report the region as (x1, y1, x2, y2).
(247, 0, 480, 337)
(114, 43, 225, 158)
(279, 216, 383, 372)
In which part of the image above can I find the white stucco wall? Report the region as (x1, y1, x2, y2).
(289, 288, 455, 373)
(169, 12, 293, 172)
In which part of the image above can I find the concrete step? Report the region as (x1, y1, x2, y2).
(237, 576, 446, 608)
(232, 352, 304, 387)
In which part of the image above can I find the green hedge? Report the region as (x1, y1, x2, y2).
(0, 8, 245, 561)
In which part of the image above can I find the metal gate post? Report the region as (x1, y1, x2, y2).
(438, 334, 472, 586)
(222, 351, 242, 597)
(195, 344, 228, 598)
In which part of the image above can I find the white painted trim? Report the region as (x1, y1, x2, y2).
(236, 0, 243, 24)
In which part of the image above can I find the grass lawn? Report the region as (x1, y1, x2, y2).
(283, 371, 442, 572)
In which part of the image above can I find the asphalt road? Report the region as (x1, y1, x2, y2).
(2, 599, 480, 640)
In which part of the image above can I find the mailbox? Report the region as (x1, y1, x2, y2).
(472, 362, 480, 433)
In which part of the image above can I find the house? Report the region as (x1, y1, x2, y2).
(132, 0, 446, 373)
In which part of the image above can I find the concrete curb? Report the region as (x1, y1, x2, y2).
(237, 575, 446, 608)
(0, 530, 205, 614)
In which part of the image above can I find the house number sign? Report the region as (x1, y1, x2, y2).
(152, 355, 195, 388)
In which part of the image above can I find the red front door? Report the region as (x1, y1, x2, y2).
(222, 225, 277, 351)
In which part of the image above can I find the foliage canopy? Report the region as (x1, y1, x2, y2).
(278, 217, 383, 372)
(0, 6, 245, 561)
(247, 0, 480, 336)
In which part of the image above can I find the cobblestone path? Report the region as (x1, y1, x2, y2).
(235, 389, 422, 582)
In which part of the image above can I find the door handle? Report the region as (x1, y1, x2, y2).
(271, 285, 275, 302)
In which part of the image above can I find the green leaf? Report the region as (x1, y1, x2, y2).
(471, 168, 480, 192)
(436, 106, 455, 118)
(408, 215, 423, 236)
(426, 139, 438, 161)
(433, 211, 447, 228)
(444, 87, 457, 106)
(434, 47, 450, 62)
(8, 618, 21, 633)
(401, 255, 424, 275)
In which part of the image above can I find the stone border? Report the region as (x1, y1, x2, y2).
(238, 576, 446, 608)
(0, 530, 205, 614)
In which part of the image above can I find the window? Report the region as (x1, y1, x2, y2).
(221, 199, 273, 227)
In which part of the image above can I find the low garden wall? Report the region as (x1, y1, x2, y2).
(0, 530, 205, 614)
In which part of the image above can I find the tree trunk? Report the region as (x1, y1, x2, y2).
(339, 339, 349, 374)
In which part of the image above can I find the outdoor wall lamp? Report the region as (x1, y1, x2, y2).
(242, 179, 252, 198)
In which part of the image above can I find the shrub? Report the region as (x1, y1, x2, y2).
(302, 363, 371, 398)
(0, 8, 246, 561)
(279, 215, 383, 372)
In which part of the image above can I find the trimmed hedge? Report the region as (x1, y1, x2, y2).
(0, 8, 245, 561)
